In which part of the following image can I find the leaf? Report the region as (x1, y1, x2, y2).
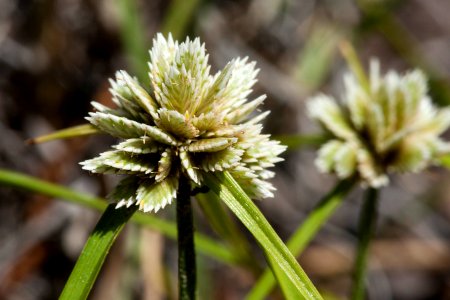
(204, 171, 323, 300)
(188, 137, 237, 152)
(116, 0, 149, 81)
(246, 178, 356, 300)
(87, 112, 177, 145)
(27, 124, 99, 144)
(59, 204, 137, 300)
(136, 177, 178, 212)
(0, 169, 237, 264)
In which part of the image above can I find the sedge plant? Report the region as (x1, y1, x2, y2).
(50, 33, 324, 300)
(307, 43, 450, 299)
(247, 42, 450, 300)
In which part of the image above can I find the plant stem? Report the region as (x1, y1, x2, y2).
(177, 175, 196, 300)
(351, 188, 379, 300)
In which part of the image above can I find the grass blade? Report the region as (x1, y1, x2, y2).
(27, 124, 99, 144)
(246, 178, 356, 300)
(161, 0, 202, 40)
(351, 188, 379, 300)
(0, 169, 237, 265)
(274, 134, 327, 151)
(204, 171, 323, 300)
(117, 0, 149, 81)
(59, 204, 137, 300)
(196, 191, 261, 274)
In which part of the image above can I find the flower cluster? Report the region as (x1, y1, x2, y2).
(308, 60, 450, 187)
(81, 34, 286, 212)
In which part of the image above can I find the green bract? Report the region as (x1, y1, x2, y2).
(308, 60, 450, 187)
(81, 34, 286, 212)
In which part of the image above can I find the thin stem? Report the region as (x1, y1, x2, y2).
(177, 175, 196, 300)
(351, 188, 379, 300)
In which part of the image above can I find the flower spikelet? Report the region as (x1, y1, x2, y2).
(307, 60, 450, 187)
(81, 34, 286, 212)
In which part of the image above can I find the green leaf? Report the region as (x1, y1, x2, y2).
(27, 124, 99, 144)
(204, 171, 323, 300)
(438, 154, 450, 169)
(0, 169, 237, 265)
(339, 41, 370, 93)
(116, 0, 149, 81)
(246, 178, 356, 300)
(196, 191, 261, 274)
(161, 0, 203, 40)
(295, 24, 342, 91)
(60, 204, 137, 300)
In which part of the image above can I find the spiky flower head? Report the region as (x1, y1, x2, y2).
(81, 34, 286, 212)
(307, 60, 450, 187)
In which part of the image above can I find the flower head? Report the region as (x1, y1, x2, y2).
(81, 34, 286, 212)
(308, 60, 450, 187)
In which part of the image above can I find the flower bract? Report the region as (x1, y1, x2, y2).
(81, 34, 286, 212)
(308, 60, 450, 187)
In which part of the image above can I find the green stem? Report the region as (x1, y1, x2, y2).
(60, 204, 137, 300)
(177, 175, 196, 300)
(351, 188, 379, 300)
(246, 178, 357, 300)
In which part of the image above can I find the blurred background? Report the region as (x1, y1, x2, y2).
(1, 0, 450, 299)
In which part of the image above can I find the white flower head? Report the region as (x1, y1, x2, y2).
(308, 60, 450, 187)
(81, 34, 286, 212)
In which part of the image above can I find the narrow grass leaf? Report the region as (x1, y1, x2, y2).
(204, 171, 323, 300)
(0, 169, 237, 265)
(246, 178, 356, 300)
(27, 124, 99, 144)
(60, 204, 137, 300)
(274, 134, 328, 151)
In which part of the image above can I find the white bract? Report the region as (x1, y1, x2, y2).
(308, 60, 450, 187)
(81, 34, 286, 212)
